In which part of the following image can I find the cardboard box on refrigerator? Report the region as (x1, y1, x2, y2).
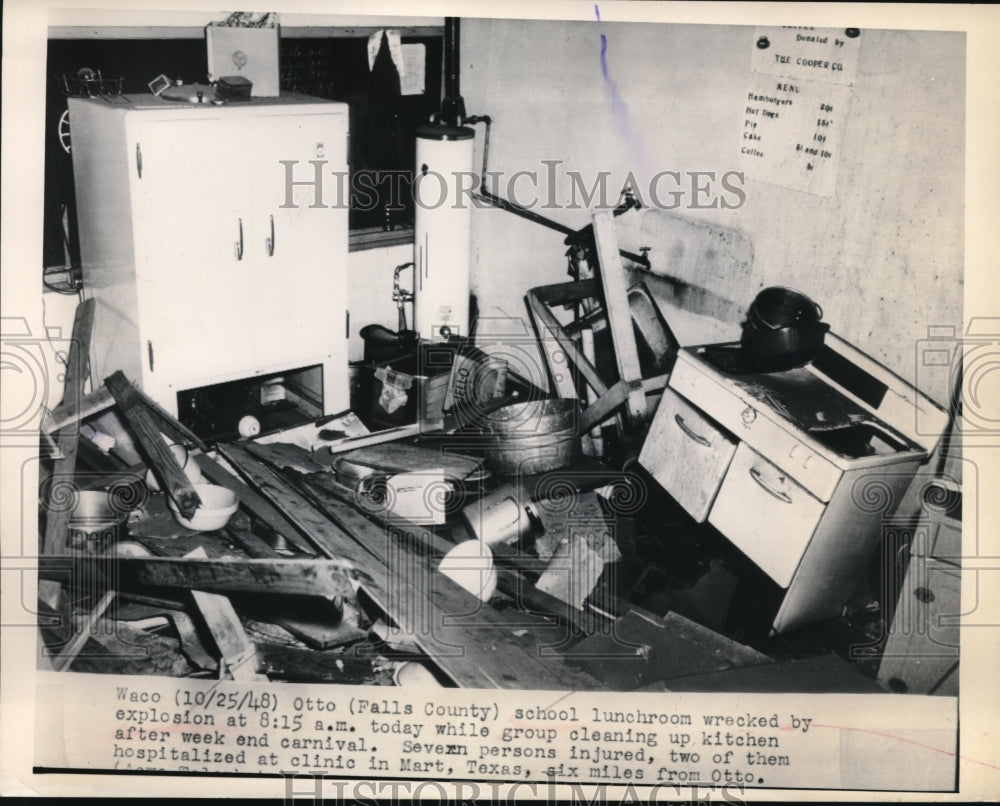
(206, 25, 280, 97)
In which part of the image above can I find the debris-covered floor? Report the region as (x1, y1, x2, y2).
(36, 210, 958, 697)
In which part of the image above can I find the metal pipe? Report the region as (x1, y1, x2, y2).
(440, 17, 466, 127)
(463, 115, 650, 267)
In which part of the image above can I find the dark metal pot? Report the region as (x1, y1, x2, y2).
(741, 321, 830, 372)
(746, 287, 823, 333)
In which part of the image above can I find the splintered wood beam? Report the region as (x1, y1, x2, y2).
(123, 382, 210, 454)
(51, 589, 115, 672)
(43, 385, 115, 434)
(592, 210, 648, 425)
(217, 444, 381, 569)
(280, 450, 612, 639)
(579, 379, 629, 434)
(184, 547, 265, 682)
(324, 422, 424, 455)
(222, 443, 604, 690)
(42, 298, 96, 556)
(59, 297, 96, 410)
(193, 453, 316, 556)
(105, 371, 202, 519)
(109, 556, 356, 601)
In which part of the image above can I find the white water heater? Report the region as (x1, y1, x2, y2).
(413, 124, 475, 341)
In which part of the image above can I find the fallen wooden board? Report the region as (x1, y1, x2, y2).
(43, 385, 114, 434)
(114, 599, 219, 671)
(293, 455, 630, 640)
(52, 589, 115, 672)
(126, 383, 210, 454)
(527, 290, 608, 396)
(592, 210, 648, 425)
(221, 443, 604, 690)
(256, 645, 378, 685)
(566, 608, 771, 691)
(193, 452, 316, 557)
(107, 555, 356, 601)
(185, 547, 265, 681)
(218, 511, 361, 649)
(334, 442, 483, 485)
(106, 371, 201, 519)
(42, 298, 95, 556)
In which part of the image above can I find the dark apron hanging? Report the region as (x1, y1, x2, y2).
(362, 32, 407, 230)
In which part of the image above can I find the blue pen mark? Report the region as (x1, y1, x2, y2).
(596, 5, 611, 79)
(594, 3, 651, 179)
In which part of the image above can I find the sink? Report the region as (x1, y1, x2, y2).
(806, 420, 913, 459)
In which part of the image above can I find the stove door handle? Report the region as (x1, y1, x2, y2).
(749, 467, 793, 504)
(674, 414, 711, 448)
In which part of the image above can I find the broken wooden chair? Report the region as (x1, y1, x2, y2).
(526, 210, 679, 452)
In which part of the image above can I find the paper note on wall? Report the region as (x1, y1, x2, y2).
(740, 27, 861, 196)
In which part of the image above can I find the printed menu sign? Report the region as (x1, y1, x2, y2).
(741, 27, 861, 196)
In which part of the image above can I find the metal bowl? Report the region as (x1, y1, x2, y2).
(483, 398, 580, 436)
(167, 483, 239, 532)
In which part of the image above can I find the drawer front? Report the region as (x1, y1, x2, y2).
(709, 443, 826, 587)
(639, 388, 737, 522)
(670, 351, 844, 502)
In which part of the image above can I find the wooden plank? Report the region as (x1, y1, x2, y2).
(592, 210, 648, 424)
(126, 382, 210, 453)
(185, 547, 265, 681)
(255, 645, 377, 684)
(105, 370, 201, 519)
(220, 517, 361, 650)
(526, 290, 608, 396)
(52, 589, 115, 672)
(324, 423, 424, 455)
(196, 465, 359, 647)
(224, 444, 604, 690)
(292, 472, 606, 688)
(579, 325, 605, 457)
(42, 298, 95, 556)
(527, 298, 581, 401)
(194, 453, 316, 556)
(43, 385, 114, 434)
(216, 444, 384, 569)
(110, 556, 356, 600)
(60, 298, 96, 409)
(579, 380, 629, 434)
(530, 278, 599, 308)
(286, 455, 607, 641)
